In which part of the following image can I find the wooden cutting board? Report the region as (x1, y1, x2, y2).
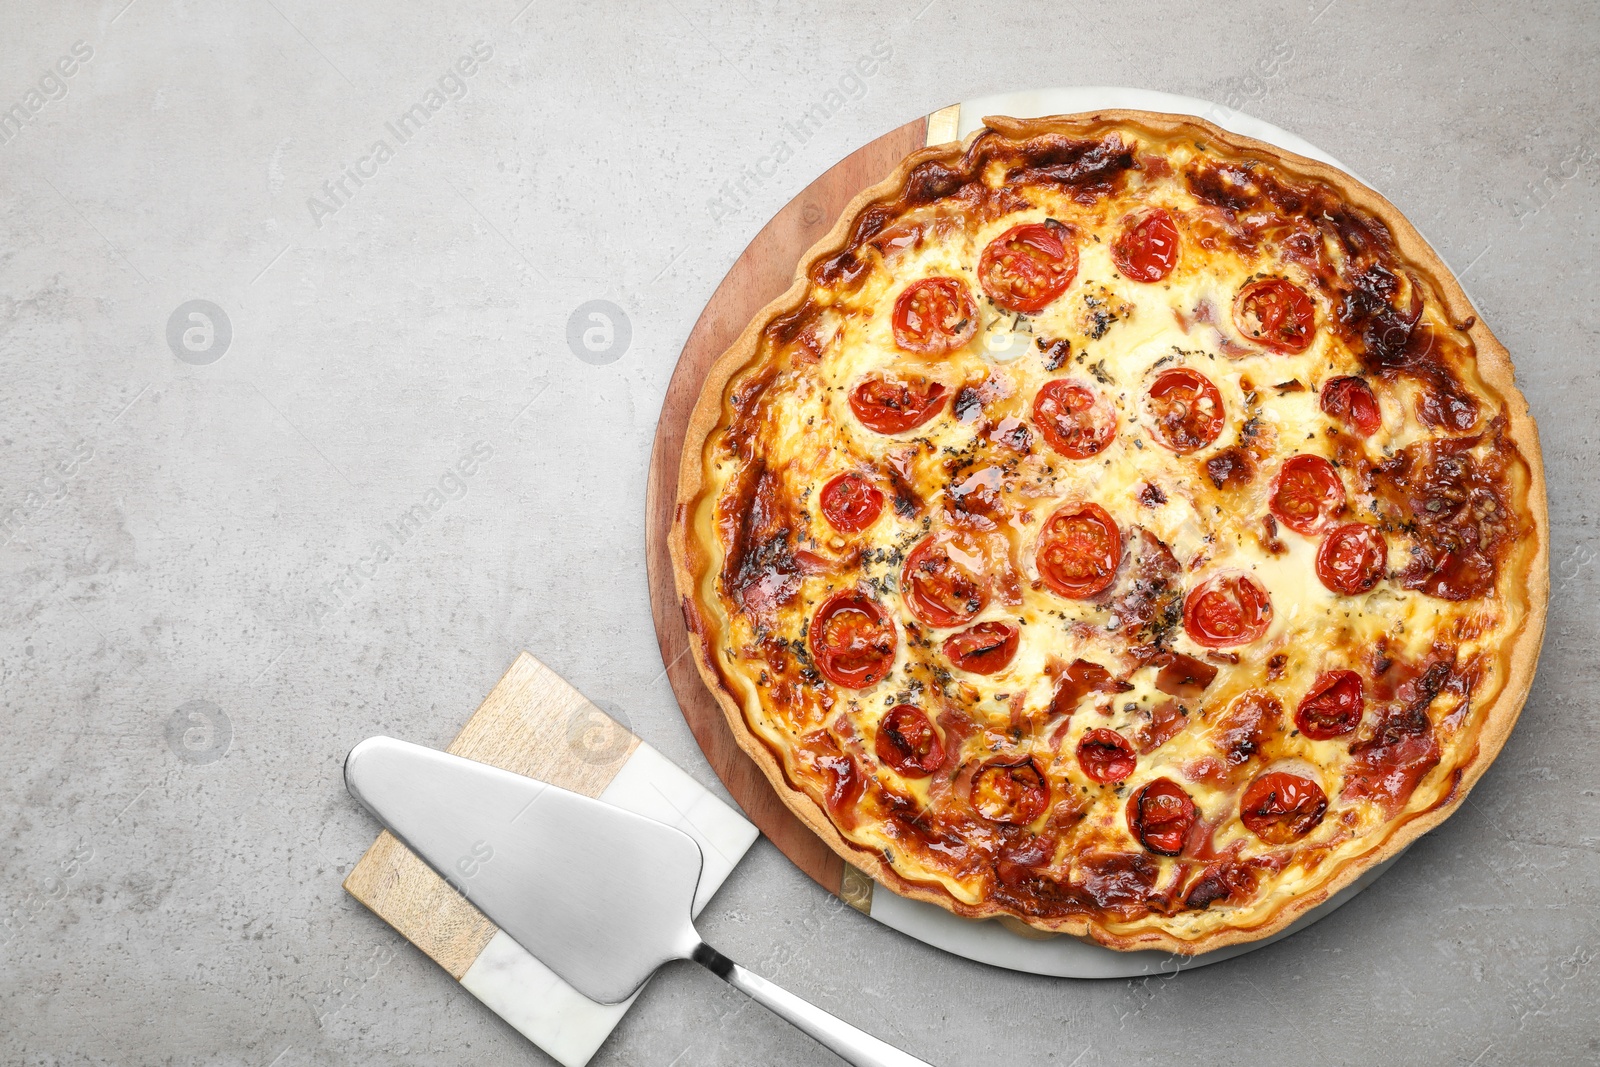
(341, 651, 758, 1066)
(643, 105, 959, 909)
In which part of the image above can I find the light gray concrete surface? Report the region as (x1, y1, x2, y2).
(1, 1, 1596, 1064)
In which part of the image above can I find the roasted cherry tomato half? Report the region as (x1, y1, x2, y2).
(874, 705, 945, 778)
(1240, 771, 1328, 844)
(1112, 209, 1180, 283)
(1077, 728, 1137, 784)
(1317, 522, 1388, 595)
(978, 223, 1078, 313)
(1270, 454, 1346, 535)
(1037, 503, 1122, 600)
(1183, 572, 1273, 648)
(1295, 669, 1365, 740)
(942, 621, 1019, 675)
(808, 590, 896, 689)
(970, 757, 1050, 824)
(1320, 376, 1382, 437)
(892, 276, 978, 354)
(902, 530, 989, 628)
(1145, 368, 1225, 454)
(1033, 379, 1116, 459)
(1234, 278, 1316, 353)
(1126, 777, 1198, 856)
(849, 373, 947, 435)
(819, 471, 884, 534)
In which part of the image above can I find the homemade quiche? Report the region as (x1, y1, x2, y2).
(670, 112, 1547, 953)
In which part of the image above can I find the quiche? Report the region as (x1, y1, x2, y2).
(669, 112, 1547, 954)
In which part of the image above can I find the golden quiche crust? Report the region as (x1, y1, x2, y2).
(670, 112, 1548, 954)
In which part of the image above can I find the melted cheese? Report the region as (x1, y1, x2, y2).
(687, 128, 1533, 944)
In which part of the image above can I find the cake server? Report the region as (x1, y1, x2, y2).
(344, 736, 934, 1067)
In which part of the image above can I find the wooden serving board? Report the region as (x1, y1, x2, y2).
(341, 651, 758, 1066)
(644, 106, 959, 905)
(343, 652, 639, 977)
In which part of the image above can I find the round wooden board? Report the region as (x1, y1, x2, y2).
(645, 114, 935, 900)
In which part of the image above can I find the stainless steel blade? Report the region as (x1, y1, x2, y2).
(343, 736, 705, 1004)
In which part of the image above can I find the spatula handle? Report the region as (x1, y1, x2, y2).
(693, 945, 935, 1067)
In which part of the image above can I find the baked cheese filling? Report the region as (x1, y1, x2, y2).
(682, 120, 1537, 945)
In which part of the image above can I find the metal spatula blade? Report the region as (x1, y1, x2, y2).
(344, 735, 702, 1002)
(344, 737, 935, 1067)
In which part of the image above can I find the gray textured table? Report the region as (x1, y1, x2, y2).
(2, 2, 1596, 1064)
